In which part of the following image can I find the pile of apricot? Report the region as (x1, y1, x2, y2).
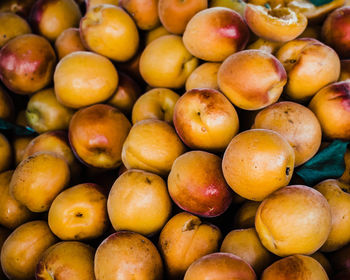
(0, 0, 350, 279)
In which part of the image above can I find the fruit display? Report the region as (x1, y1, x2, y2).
(1, 0, 350, 279)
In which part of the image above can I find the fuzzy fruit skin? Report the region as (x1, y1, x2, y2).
(0, 170, 34, 229)
(29, 0, 81, 42)
(54, 27, 86, 59)
(131, 87, 179, 124)
(222, 129, 295, 201)
(253, 101, 322, 167)
(276, 38, 340, 102)
(107, 169, 172, 236)
(183, 7, 250, 62)
(220, 228, 275, 275)
(139, 35, 198, 89)
(309, 81, 350, 140)
(158, 0, 207, 35)
(48, 183, 109, 240)
(255, 185, 332, 257)
(314, 179, 350, 252)
(173, 88, 239, 152)
(322, 6, 350, 59)
(25, 88, 75, 134)
(0, 221, 57, 280)
(54, 51, 119, 109)
(0, 12, 31, 48)
(69, 104, 131, 169)
(80, 4, 139, 62)
(9, 152, 70, 213)
(121, 119, 186, 176)
(94, 231, 163, 280)
(35, 241, 95, 280)
(120, 0, 159, 30)
(184, 252, 257, 280)
(0, 34, 56, 95)
(168, 151, 233, 217)
(158, 212, 222, 279)
(218, 50, 287, 110)
(261, 255, 328, 280)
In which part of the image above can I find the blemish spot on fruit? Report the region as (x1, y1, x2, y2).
(182, 218, 201, 232)
(145, 177, 151, 184)
(286, 167, 290, 176)
(75, 212, 83, 217)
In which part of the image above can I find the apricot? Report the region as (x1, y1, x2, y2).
(0, 170, 33, 229)
(29, 0, 81, 41)
(54, 51, 118, 109)
(122, 119, 186, 176)
(322, 6, 350, 59)
(120, 0, 159, 30)
(245, 4, 307, 42)
(255, 185, 332, 256)
(132, 88, 180, 124)
(261, 254, 328, 280)
(218, 50, 287, 110)
(173, 88, 239, 152)
(220, 228, 275, 274)
(26, 88, 75, 133)
(247, 38, 283, 54)
(276, 38, 340, 101)
(253, 101, 322, 166)
(10, 152, 70, 212)
(95, 231, 163, 280)
(140, 35, 198, 88)
(36, 241, 95, 280)
(168, 151, 232, 217)
(308, 81, 350, 140)
(0, 12, 31, 47)
(159, 212, 222, 279)
(0, 85, 14, 121)
(145, 25, 171, 45)
(0, 34, 56, 95)
(0, 220, 57, 280)
(158, 0, 207, 34)
(222, 129, 295, 201)
(233, 201, 260, 228)
(107, 72, 141, 116)
(314, 179, 350, 252)
(22, 131, 80, 177)
(185, 62, 221, 91)
(0, 133, 11, 173)
(48, 183, 108, 240)
(210, 0, 246, 17)
(13, 136, 34, 165)
(54, 27, 86, 59)
(107, 169, 172, 236)
(183, 7, 250, 62)
(80, 4, 139, 62)
(184, 252, 256, 280)
(69, 104, 131, 169)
